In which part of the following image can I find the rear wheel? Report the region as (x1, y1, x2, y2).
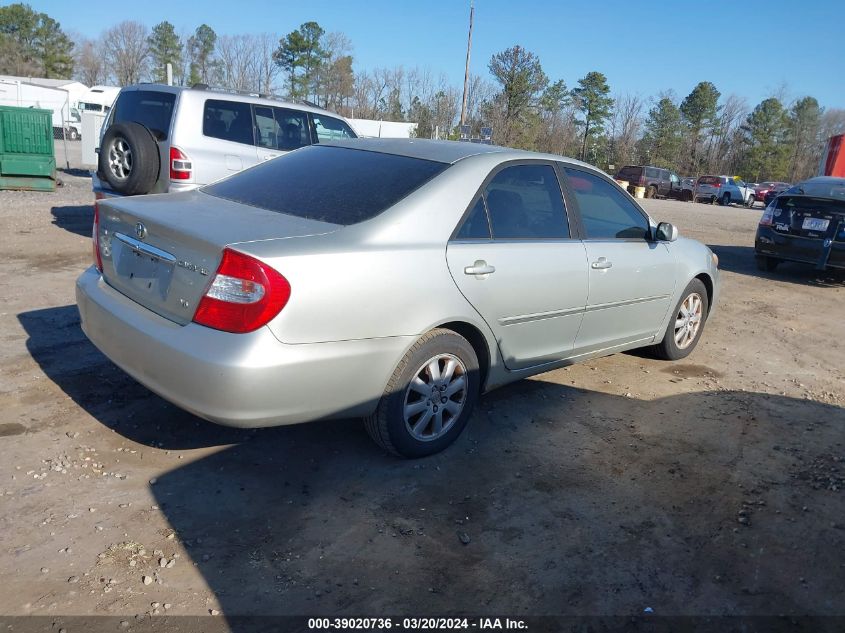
(365, 329, 480, 458)
(646, 185, 657, 199)
(755, 255, 779, 272)
(652, 279, 709, 361)
(720, 192, 732, 206)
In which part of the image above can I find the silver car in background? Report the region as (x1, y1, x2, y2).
(77, 139, 720, 458)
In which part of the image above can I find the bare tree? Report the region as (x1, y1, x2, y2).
(216, 34, 258, 92)
(73, 38, 106, 86)
(607, 93, 643, 167)
(706, 94, 748, 174)
(314, 31, 354, 110)
(103, 21, 150, 86)
(255, 33, 280, 95)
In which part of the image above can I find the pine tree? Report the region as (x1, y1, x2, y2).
(148, 21, 183, 84)
(572, 71, 613, 162)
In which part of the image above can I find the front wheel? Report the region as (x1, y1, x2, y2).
(652, 279, 709, 361)
(365, 328, 480, 458)
(746, 196, 755, 208)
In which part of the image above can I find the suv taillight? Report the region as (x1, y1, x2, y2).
(170, 146, 192, 181)
(193, 248, 291, 333)
(92, 202, 103, 272)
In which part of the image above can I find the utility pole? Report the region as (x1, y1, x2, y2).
(459, 1, 474, 127)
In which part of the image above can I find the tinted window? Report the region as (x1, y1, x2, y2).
(698, 176, 720, 185)
(203, 146, 448, 226)
(660, 169, 669, 179)
(616, 166, 641, 180)
(483, 164, 569, 239)
(785, 180, 845, 199)
(455, 197, 491, 240)
(564, 168, 650, 240)
(312, 114, 357, 142)
(112, 90, 176, 140)
(203, 99, 254, 145)
(645, 167, 659, 178)
(255, 106, 310, 151)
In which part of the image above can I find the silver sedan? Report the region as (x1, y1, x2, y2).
(76, 139, 720, 457)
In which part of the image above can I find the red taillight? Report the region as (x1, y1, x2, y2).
(714, 182, 722, 188)
(169, 146, 192, 181)
(759, 204, 775, 227)
(193, 248, 291, 333)
(92, 202, 103, 272)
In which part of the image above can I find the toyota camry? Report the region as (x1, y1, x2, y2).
(76, 139, 720, 457)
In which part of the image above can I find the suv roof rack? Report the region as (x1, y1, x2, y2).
(188, 84, 328, 111)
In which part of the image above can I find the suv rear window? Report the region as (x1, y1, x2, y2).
(617, 166, 641, 180)
(203, 146, 448, 226)
(698, 176, 720, 185)
(112, 90, 176, 141)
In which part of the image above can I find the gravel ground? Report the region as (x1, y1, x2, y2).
(0, 170, 843, 623)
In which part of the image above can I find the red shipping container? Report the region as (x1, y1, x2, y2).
(819, 134, 845, 177)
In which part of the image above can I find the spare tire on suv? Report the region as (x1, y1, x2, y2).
(98, 122, 160, 195)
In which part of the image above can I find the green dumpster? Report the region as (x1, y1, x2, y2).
(0, 105, 56, 192)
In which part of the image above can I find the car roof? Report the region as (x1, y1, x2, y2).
(321, 137, 596, 167)
(118, 83, 342, 117)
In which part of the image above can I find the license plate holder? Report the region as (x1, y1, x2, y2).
(802, 217, 829, 232)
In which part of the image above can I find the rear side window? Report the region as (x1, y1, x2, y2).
(312, 114, 357, 142)
(203, 146, 448, 226)
(455, 197, 491, 240)
(564, 167, 649, 240)
(203, 99, 254, 145)
(484, 164, 569, 239)
(645, 167, 659, 178)
(112, 90, 176, 140)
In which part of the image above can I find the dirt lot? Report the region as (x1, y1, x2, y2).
(0, 164, 843, 625)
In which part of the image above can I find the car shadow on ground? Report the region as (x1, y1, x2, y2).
(17, 304, 845, 621)
(59, 167, 92, 178)
(51, 204, 94, 238)
(709, 244, 845, 287)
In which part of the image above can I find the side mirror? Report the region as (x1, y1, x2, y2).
(656, 222, 679, 242)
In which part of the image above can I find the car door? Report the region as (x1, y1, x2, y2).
(446, 162, 588, 370)
(195, 99, 257, 185)
(561, 166, 677, 354)
(254, 106, 311, 162)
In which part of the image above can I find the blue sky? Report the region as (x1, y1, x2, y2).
(32, 0, 845, 109)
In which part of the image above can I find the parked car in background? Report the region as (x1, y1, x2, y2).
(755, 176, 845, 272)
(694, 175, 755, 206)
(763, 182, 792, 206)
(754, 181, 790, 204)
(77, 139, 720, 457)
(615, 165, 691, 200)
(94, 84, 357, 198)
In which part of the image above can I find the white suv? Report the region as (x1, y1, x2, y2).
(94, 84, 357, 197)
(694, 175, 756, 207)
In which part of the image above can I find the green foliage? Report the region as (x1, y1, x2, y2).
(572, 71, 613, 161)
(188, 24, 217, 86)
(639, 97, 682, 168)
(540, 80, 569, 115)
(148, 21, 183, 83)
(741, 98, 790, 181)
(487, 45, 548, 147)
(680, 81, 721, 171)
(274, 21, 327, 99)
(0, 3, 73, 77)
(787, 96, 822, 181)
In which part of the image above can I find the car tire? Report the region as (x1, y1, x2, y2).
(755, 255, 779, 272)
(98, 122, 160, 195)
(68, 128, 79, 141)
(652, 278, 709, 361)
(364, 328, 480, 458)
(746, 196, 755, 208)
(646, 185, 657, 199)
(720, 193, 731, 206)
(710, 196, 718, 205)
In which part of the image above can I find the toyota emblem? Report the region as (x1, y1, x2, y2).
(135, 222, 147, 240)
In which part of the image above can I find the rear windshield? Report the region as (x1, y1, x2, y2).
(698, 176, 720, 185)
(785, 181, 845, 199)
(617, 166, 641, 179)
(203, 145, 449, 225)
(112, 90, 176, 141)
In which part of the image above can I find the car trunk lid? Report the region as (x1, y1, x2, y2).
(772, 195, 845, 241)
(96, 190, 340, 325)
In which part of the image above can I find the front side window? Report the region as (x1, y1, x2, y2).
(563, 167, 650, 240)
(112, 90, 176, 141)
(483, 164, 569, 239)
(312, 114, 357, 142)
(203, 99, 254, 145)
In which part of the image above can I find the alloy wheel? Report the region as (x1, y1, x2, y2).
(674, 292, 703, 350)
(108, 137, 133, 180)
(403, 353, 468, 442)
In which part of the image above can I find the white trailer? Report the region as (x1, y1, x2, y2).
(0, 76, 89, 139)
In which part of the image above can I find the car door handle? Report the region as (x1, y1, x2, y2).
(591, 257, 613, 270)
(464, 260, 496, 276)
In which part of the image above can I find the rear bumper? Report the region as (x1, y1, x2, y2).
(755, 227, 845, 270)
(92, 173, 199, 199)
(76, 267, 411, 427)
